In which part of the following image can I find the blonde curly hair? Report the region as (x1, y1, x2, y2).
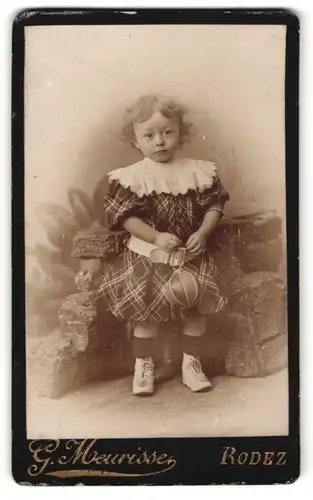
(121, 94, 192, 147)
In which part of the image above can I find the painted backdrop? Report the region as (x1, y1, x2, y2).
(24, 24, 287, 335)
(25, 24, 286, 246)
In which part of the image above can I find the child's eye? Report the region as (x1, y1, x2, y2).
(165, 129, 173, 135)
(144, 133, 153, 139)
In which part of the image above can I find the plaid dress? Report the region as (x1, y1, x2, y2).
(94, 158, 230, 323)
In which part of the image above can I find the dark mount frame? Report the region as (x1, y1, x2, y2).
(12, 8, 299, 485)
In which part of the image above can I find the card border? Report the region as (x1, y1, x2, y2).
(12, 8, 300, 486)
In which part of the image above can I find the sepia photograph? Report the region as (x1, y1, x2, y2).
(23, 19, 290, 442)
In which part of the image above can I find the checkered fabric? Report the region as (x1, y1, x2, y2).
(95, 248, 227, 322)
(93, 177, 229, 322)
(104, 178, 229, 244)
(59, 177, 230, 346)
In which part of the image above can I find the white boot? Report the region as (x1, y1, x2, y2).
(182, 353, 212, 392)
(132, 357, 155, 396)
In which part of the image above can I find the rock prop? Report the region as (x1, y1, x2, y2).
(27, 322, 133, 399)
(27, 208, 288, 398)
(224, 272, 287, 377)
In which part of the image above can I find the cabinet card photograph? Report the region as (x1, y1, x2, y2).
(12, 8, 299, 486)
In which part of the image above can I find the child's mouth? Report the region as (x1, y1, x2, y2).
(154, 150, 169, 155)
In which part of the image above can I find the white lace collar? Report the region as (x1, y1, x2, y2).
(107, 157, 218, 197)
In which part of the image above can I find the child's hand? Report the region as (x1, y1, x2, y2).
(155, 232, 181, 252)
(186, 231, 207, 256)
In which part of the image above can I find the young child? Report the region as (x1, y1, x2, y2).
(74, 94, 229, 396)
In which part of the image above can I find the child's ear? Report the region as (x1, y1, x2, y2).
(133, 139, 140, 150)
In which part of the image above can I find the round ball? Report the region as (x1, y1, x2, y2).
(163, 269, 200, 308)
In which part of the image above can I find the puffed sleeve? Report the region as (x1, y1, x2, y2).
(196, 176, 230, 220)
(104, 179, 150, 231)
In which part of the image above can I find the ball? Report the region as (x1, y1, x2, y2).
(163, 268, 200, 308)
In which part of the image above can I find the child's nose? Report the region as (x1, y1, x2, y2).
(155, 134, 165, 146)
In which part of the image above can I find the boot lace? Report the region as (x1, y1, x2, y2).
(139, 359, 154, 386)
(190, 358, 208, 381)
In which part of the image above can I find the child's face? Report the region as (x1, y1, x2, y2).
(133, 111, 180, 162)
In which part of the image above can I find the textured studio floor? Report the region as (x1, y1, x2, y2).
(27, 369, 289, 439)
